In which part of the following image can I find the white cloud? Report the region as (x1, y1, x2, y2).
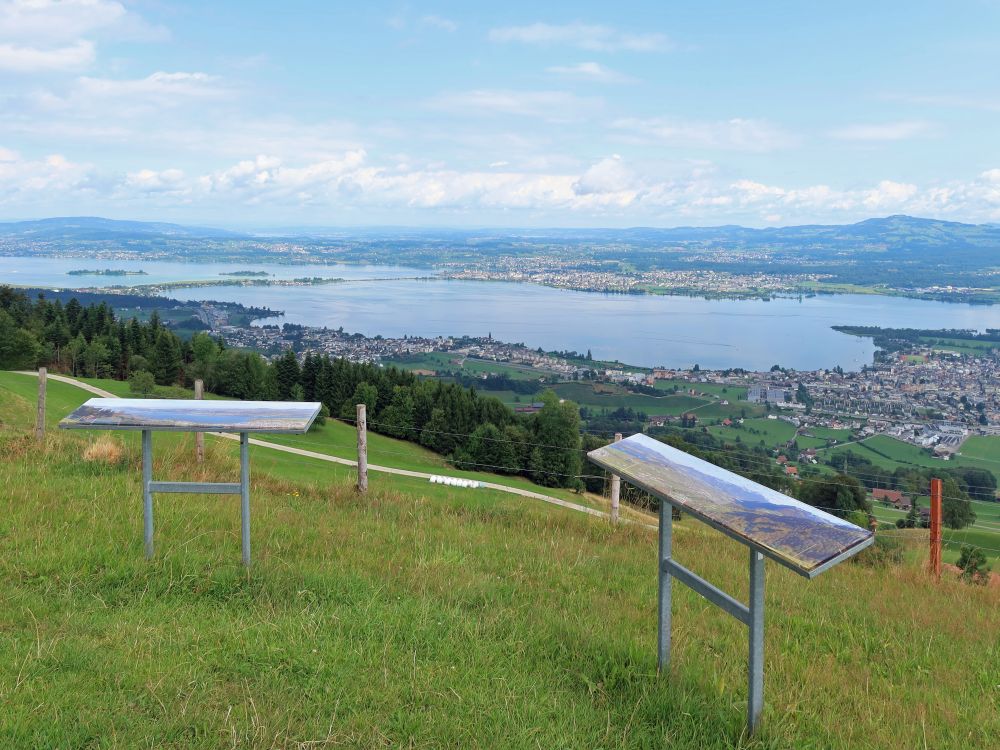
(76, 71, 223, 101)
(0, 0, 124, 42)
(387, 12, 457, 33)
(0, 149, 93, 200)
(427, 89, 601, 120)
(0, 39, 94, 71)
(421, 15, 457, 32)
(830, 121, 933, 141)
(613, 116, 797, 152)
(546, 61, 634, 84)
(0, 0, 164, 72)
(125, 167, 186, 193)
(862, 180, 919, 209)
(489, 22, 670, 52)
(29, 72, 229, 117)
(4, 144, 1000, 224)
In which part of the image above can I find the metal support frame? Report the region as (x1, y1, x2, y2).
(657, 501, 767, 736)
(140, 429, 252, 566)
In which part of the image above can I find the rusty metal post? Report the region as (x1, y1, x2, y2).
(194, 379, 205, 463)
(930, 477, 942, 580)
(609, 432, 622, 523)
(356, 403, 368, 493)
(35, 367, 47, 442)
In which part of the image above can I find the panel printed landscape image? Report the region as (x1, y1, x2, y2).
(588, 434, 873, 577)
(60, 398, 320, 433)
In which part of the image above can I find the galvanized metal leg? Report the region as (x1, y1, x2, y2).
(142, 429, 153, 559)
(658, 501, 672, 674)
(240, 432, 251, 567)
(747, 549, 765, 734)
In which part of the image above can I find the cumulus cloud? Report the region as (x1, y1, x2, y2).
(489, 22, 670, 52)
(612, 116, 797, 152)
(830, 121, 933, 141)
(546, 61, 634, 84)
(0, 0, 164, 72)
(0, 149, 93, 199)
(4, 145, 1000, 224)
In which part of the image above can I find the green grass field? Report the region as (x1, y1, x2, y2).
(825, 433, 1000, 481)
(710, 418, 797, 448)
(652, 380, 747, 400)
(0, 377, 997, 748)
(551, 382, 710, 415)
(3, 372, 604, 513)
(385, 352, 547, 381)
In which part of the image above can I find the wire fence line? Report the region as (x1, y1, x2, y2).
(338, 415, 1000, 505)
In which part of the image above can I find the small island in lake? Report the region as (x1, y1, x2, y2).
(67, 269, 147, 276)
(219, 270, 272, 277)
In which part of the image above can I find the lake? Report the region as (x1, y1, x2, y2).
(4, 255, 1000, 371)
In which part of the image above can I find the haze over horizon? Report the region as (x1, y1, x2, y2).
(2, 1, 999, 228)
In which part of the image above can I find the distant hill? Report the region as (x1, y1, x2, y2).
(0, 216, 246, 241)
(3, 214, 1000, 250)
(491, 215, 1000, 252)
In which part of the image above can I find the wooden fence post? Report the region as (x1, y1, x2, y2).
(609, 432, 622, 523)
(356, 403, 368, 493)
(35, 367, 47, 442)
(930, 477, 942, 580)
(194, 379, 204, 463)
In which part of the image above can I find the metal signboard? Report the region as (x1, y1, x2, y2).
(60, 397, 319, 433)
(588, 433, 874, 734)
(61, 398, 321, 566)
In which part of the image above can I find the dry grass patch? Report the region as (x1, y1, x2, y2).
(82, 435, 125, 466)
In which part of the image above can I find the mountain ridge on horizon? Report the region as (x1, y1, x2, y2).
(0, 212, 995, 237)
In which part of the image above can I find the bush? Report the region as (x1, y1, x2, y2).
(853, 535, 904, 568)
(309, 403, 329, 431)
(956, 544, 992, 585)
(128, 370, 157, 396)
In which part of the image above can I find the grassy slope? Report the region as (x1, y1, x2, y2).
(47, 374, 600, 510)
(0, 381, 998, 748)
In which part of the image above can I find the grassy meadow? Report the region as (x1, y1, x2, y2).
(33, 373, 602, 511)
(0, 372, 998, 748)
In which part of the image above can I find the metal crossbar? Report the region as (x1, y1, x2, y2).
(148, 482, 242, 494)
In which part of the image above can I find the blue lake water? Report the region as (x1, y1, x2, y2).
(4, 255, 999, 371)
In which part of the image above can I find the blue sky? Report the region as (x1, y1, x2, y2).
(1, 0, 999, 227)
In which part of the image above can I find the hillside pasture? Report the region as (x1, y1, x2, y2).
(0, 381, 997, 748)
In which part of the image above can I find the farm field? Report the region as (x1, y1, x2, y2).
(921, 336, 1000, 355)
(385, 352, 547, 381)
(708, 417, 797, 448)
(807, 426, 855, 442)
(652, 379, 747, 399)
(870, 504, 1000, 565)
(824, 433, 1000, 481)
(0, 379, 997, 748)
(551, 381, 709, 415)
